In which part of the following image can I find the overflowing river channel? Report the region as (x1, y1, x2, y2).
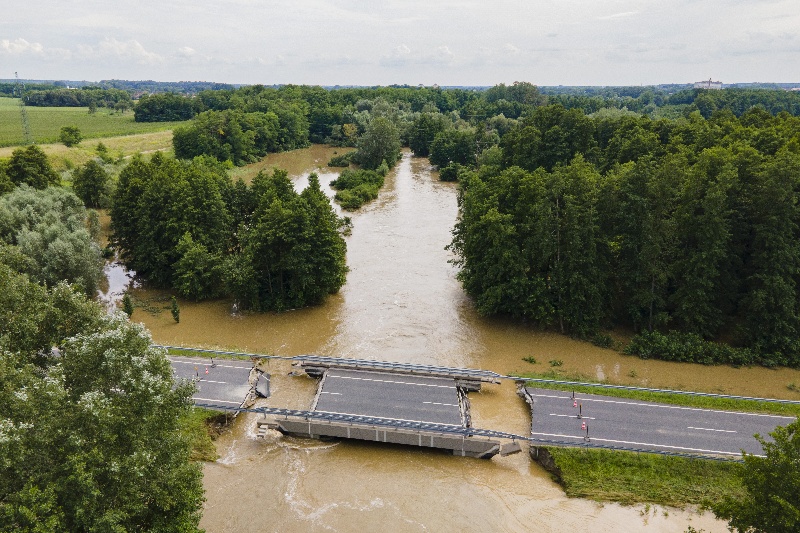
(122, 146, 800, 532)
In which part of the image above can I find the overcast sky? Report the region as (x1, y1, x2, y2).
(2, 0, 799, 86)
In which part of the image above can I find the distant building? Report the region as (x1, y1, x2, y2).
(694, 79, 723, 90)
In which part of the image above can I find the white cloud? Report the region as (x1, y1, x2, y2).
(178, 46, 196, 57)
(93, 38, 163, 64)
(1, 38, 43, 55)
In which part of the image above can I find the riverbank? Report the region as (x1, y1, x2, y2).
(535, 446, 745, 508)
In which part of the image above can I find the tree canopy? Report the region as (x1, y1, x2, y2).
(111, 156, 348, 311)
(0, 264, 204, 532)
(712, 418, 800, 533)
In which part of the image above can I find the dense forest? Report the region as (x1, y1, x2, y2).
(451, 105, 800, 367)
(111, 154, 348, 310)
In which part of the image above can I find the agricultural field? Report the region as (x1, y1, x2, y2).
(0, 130, 176, 171)
(0, 97, 187, 147)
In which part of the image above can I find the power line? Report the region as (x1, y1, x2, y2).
(14, 72, 33, 145)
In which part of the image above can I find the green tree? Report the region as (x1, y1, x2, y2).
(243, 169, 347, 311)
(72, 159, 111, 208)
(173, 232, 221, 301)
(0, 186, 103, 295)
(59, 125, 83, 147)
(171, 296, 180, 323)
(5, 145, 59, 189)
(739, 151, 800, 360)
(712, 418, 800, 533)
(612, 156, 682, 331)
(353, 117, 401, 170)
(409, 112, 449, 157)
(429, 129, 476, 168)
(112, 154, 232, 287)
(0, 161, 13, 196)
(670, 148, 738, 338)
(0, 278, 204, 531)
(122, 293, 134, 317)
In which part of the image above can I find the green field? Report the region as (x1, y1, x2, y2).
(543, 447, 745, 507)
(0, 97, 188, 147)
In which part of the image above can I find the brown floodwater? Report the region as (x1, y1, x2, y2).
(125, 147, 800, 532)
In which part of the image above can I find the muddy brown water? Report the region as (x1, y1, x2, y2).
(121, 147, 800, 532)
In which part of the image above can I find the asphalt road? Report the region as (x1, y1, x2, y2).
(526, 387, 795, 456)
(169, 356, 254, 408)
(314, 369, 464, 426)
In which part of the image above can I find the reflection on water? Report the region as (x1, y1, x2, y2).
(96, 259, 135, 312)
(114, 147, 800, 532)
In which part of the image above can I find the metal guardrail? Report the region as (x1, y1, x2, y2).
(194, 401, 744, 462)
(158, 345, 295, 361)
(162, 345, 503, 382)
(164, 344, 798, 405)
(294, 355, 504, 383)
(516, 377, 800, 406)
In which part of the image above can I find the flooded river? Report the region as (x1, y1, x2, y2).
(124, 146, 800, 532)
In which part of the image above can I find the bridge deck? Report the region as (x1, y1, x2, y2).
(170, 356, 253, 409)
(313, 369, 464, 426)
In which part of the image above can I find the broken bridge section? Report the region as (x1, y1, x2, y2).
(259, 357, 521, 459)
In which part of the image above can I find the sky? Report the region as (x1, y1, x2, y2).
(2, 0, 799, 86)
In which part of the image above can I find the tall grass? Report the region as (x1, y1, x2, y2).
(544, 447, 745, 507)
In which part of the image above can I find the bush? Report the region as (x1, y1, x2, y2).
(439, 162, 463, 182)
(59, 126, 82, 147)
(327, 152, 353, 167)
(330, 168, 384, 210)
(623, 330, 776, 367)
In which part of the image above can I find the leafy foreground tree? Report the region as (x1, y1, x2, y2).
(5, 145, 59, 189)
(0, 264, 204, 532)
(0, 185, 103, 295)
(712, 418, 800, 533)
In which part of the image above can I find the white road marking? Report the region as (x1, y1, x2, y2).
(529, 431, 750, 456)
(549, 414, 595, 420)
(321, 391, 342, 395)
(193, 397, 242, 405)
(328, 374, 453, 389)
(688, 426, 737, 433)
(198, 379, 227, 384)
(423, 401, 459, 407)
(527, 391, 795, 419)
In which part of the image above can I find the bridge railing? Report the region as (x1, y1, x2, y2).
(194, 401, 743, 462)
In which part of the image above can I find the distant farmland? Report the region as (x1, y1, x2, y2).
(0, 97, 188, 147)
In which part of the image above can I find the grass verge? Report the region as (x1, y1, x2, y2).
(543, 447, 745, 507)
(179, 407, 230, 462)
(517, 370, 800, 418)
